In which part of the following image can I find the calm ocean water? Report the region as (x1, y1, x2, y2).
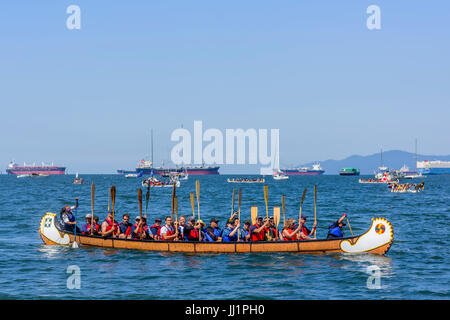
(0, 174, 449, 300)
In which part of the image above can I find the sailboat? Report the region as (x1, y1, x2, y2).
(73, 172, 85, 184)
(272, 137, 288, 180)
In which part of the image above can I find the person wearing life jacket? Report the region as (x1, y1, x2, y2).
(205, 218, 222, 242)
(131, 216, 148, 239)
(149, 218, 162, 240)
(177, 216, 186, 241)
(81, 214, 96, 235)
(282, 218, 302, 241)
(265, 217, 279, 241)
(184, 217, 197, 241)
(60, 198, 79, 232)
(327, 213, 347, 239)
(160, 216, 178, 241)
(222, 219, 240, 242)
(92, 216, 101, 235)
(240, 220, 251, 241)
(249, 216, 269, 242)
(101, 210, 119, 238)
(119, 213, 133, 239)
(298, 216, 316, 240)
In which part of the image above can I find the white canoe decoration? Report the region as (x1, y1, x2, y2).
(39, 213, 71, 245)
(340, 217, 393, 253)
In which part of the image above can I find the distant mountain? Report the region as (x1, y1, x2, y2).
(298, 150, 450, 175)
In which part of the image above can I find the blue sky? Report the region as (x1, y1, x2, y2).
(1, 1, 449, 173)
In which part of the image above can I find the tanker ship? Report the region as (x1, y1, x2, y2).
(281, 163, 325, 175)
(6, 160, 66, 175)
(118, 160, 219, 175)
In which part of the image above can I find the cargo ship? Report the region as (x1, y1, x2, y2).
(417, 160, 450, 175)
(117, 160, 219, 175)
(339, 168, 360, 176)
(281, 163, 325, 175)
(6, 160, 66, 175)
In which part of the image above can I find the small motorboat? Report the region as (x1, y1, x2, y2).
(125, 171, 143, 179)
(273, 170, 289, 180)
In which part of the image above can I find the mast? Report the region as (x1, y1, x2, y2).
(151, 129, 154, 166)
(415, 138, 418, 171)
(380, 148, 383, 168)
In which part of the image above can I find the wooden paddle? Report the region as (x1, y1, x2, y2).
(251, 206, 258, 225)
(108, 186, 111, 212)
(138, 188, 142, 239)
(314, 185, 317, 238)
(264, 185, 269, 219)
(238, 189, 242, 222)
(346, 215, 354, 237)
(72, 198, 79, 248)
(90, 182, 95, 235)
(190, 192, 195, 217)
(237, 188, 242, 241)
(230, 188, 236, 218)
(195, 180, 200, 220)
(273, 207, 280, 239)
(174, 197, 178, 223)
(145, 184, 150, 217)
(282, 195, 285, 228)
(111, 186, 116, 237)
(171, 183, 176, 220)
(298, 188, 307, 230)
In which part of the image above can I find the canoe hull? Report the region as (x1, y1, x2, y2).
(39, 213, 393, 255)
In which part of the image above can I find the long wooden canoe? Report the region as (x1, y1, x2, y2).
(39, 213, 394, 255)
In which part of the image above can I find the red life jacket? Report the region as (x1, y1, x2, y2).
(85, 223, 100, 235)
(301, 226, 308, 237)
(150, 224, 162, 239)
(251, 224, 265, 241)
(119, 222, 132, 237)
(132, 223, 147, 239)
(161, 225, 175, 241)
(187, 228, 199, 241)
(104, 218, 119, 234)
(283, 228, 298, 241)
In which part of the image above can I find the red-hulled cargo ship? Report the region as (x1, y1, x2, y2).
(6, 161, 66, 175)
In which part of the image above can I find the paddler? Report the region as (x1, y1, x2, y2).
(160, 216, 179, 241)
(81, 214, 94, 235)
(298, 216, 317, 240)
(131, 215, 148, 239)
(118, 213, 133, 239)
(326, 213, 347, 239)
(240, 220, 252, 241)
(205, 218, 222, 242)
(282, 218, 302, 241)
(221, 218, 240, 242)
(60, 198, 79, 232)
(149, 218, 162, 240)
(101, 210, 119, 238)
(249, 216, 269, 242)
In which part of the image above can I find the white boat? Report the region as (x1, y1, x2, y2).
(17, 174, 31, 178)
(272, 138, 288, 180)
(125, 171, 143, 179)
(273, 170, 289, 180)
